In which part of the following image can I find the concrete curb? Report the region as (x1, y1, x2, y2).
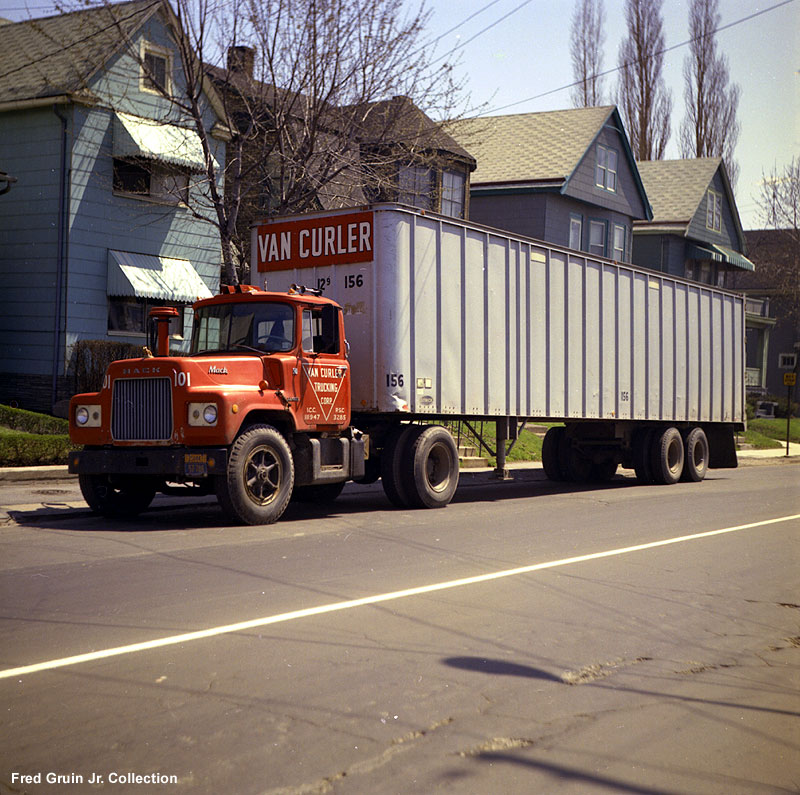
(2, 445, 799, 484)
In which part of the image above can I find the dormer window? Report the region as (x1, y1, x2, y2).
(141, 43, 170, 95)
(706, 189, 722, 232)
(596, 145, 617, 192)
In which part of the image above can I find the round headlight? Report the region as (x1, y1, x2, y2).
(75, 407, 89, 426)
(203, 404, 218, 424)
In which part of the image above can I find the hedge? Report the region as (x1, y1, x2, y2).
(0, 430, 72, 467)
(0, 403, 69, 435)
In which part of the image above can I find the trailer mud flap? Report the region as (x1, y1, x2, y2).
(704, 425, 738, 469)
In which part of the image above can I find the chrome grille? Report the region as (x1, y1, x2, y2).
(111, 377, 172, 441)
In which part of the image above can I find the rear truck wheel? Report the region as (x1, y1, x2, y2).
(557, 431, 592, 482)
(590, 460, 618, 482)
(402, 425, 459, 508)
(633, 428, 656, 484)
(380, 425, 415, 508)
(78, 474, 156, 519)
(681, 427, 709, 482)
(650, 426, 684, 485)
(542, 426, 566, 481)
(216, 424, 294, 525)
(292, 481, 346, 503)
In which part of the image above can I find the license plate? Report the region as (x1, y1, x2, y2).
(184, 453, 208, 477)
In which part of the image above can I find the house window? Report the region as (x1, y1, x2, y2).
(613, 224, 626, 260)
(113, 158, 189, 204)
(569, 214, 582, 250)
(596, 145, 617, 192)
(141, 44, 170, 95)
(706, 189, 722, 232)
(398, 166, 434, 210)
(108, 297, 185, 337)
(589, 220, 606, 256)
(441, 169, 466, 218)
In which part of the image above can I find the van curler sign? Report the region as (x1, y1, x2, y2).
(256, 211, 373, 272)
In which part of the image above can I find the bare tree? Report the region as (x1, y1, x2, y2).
(754, 158, 800, 320)
(616, 0, 672, 160)
(679, 0, 740, 186)
(62, 0, 468, 284)
(570, 0, 605, 108)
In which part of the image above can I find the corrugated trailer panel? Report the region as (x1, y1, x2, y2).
(252, 205, 745, 425)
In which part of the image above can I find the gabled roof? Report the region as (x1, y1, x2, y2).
(635, 157, 745, 248)
(449, 105, 618, 186)
(0, 0, 160, 107)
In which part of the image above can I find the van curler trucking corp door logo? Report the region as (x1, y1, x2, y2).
(302, 363, 348, 424)
(256, 211, 373, 272)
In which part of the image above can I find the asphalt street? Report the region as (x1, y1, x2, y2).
(0, 459, 798, 794)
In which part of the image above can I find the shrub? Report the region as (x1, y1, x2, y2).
(0, 431, 72, 466)
(0, 403, 69, 435)
(71, 339, 146, 394)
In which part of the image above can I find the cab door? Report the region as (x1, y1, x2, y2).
(297, 304, 350, 429)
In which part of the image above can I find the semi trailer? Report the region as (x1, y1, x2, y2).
(69, 204, 745, 524)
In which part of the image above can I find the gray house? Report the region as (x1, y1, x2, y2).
(632, 158, 755, 287)
(0, 0, 227, 412)
(448, 106, 651, 262)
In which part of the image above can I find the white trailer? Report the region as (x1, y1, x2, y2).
(252, 203, 744, 497)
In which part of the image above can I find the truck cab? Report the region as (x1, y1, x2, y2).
(69, 285, 366, 525)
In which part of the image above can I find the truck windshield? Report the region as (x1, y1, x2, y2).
(190, 301, 295, 354)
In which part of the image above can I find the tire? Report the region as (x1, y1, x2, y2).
(352, 455, 380, 485)
(633, 428, 656, 484)
(402, 425, 459, 508)
(557, 430, 592, 483)
(292, 481, 346, 503)
(590, 460, 618, 482)
(650, 426, 684, 485)
(681, 427, 709, 482)
(216, 424, 294, 525)
(542, 426, 565, 481)
(78, 474, 156, 519)
(380, 425, 415, 508)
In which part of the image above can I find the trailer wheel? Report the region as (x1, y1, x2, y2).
(542, 426, 565, 481)
(292, 481, 346, 503)
(591, 460, 618, 482)
(557, 431, 592, 482)
(680, 427, 709, 482)
(651, 426, 684, 485)
(403, 425, 459, 508)
(633, 428, 656, 484)
(380, 425, 414, 508)
(216, 424, 294, 525)
(79, 474, 156, 519)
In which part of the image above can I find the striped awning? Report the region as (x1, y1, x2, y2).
(107, 250, 213, 303)
(113, 112, 215, 173)
(711, 244, 756, 272)
(687, 242, 756, 271)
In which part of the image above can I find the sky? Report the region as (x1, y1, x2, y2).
(1, 0, 797, 229)
(420, 0, 799, 229)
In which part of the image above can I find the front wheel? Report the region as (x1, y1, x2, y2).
(79, 474, 156, 519)
(216, 424, 294, 525)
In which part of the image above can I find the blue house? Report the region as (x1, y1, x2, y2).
(0, 0, 227, 412)
(448, 106, 651, 262)
(631, 158, 755, 286)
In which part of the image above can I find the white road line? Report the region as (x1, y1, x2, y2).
(2, 513, 798, 681)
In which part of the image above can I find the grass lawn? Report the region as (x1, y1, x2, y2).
(747, 417, 800, 445)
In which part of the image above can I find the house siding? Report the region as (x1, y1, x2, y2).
(0, 8, 224, 412)
(564, 124, 647, 220)
(686, 170, 739, 249)
(0, 106, 63, 379)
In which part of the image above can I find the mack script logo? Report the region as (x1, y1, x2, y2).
(208, 366, 228, 375)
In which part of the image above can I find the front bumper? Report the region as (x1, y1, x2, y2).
(69, 447, 228, 478)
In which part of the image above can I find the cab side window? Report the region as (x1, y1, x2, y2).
(302, 306, 339, 354)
